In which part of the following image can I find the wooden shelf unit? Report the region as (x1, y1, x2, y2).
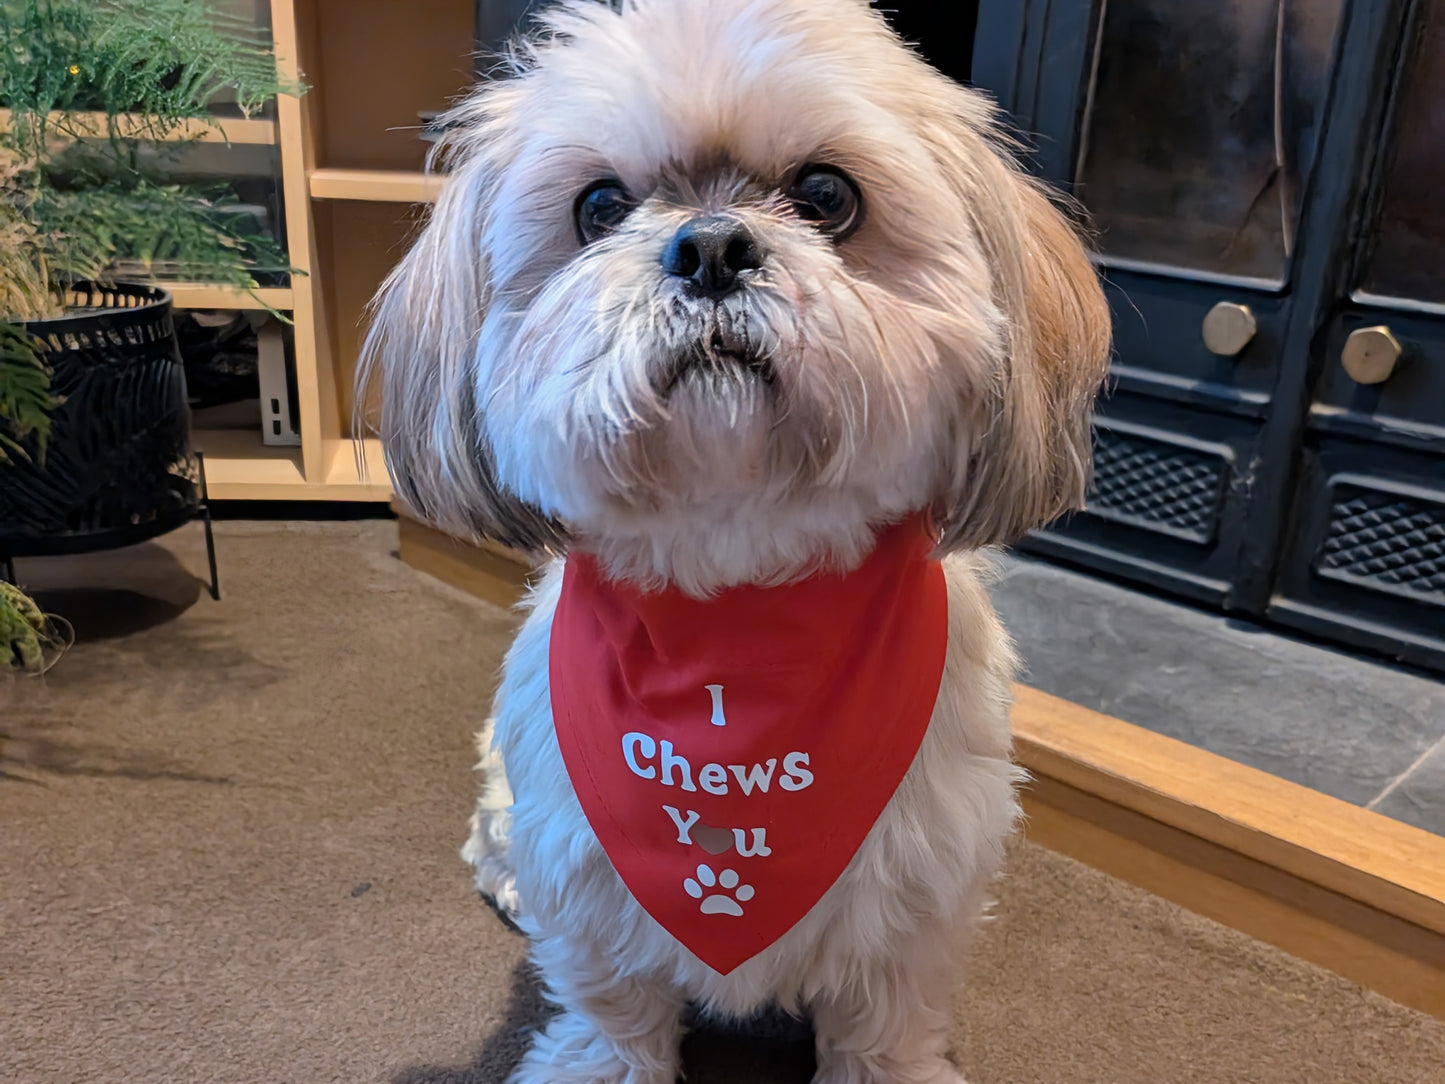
(168, 0, 476, 501)
(59, 1, 474, 501)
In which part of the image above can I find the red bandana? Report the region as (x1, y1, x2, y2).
(549, 516, 948, 974)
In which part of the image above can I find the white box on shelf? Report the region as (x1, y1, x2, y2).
(257, 321, 300, 447)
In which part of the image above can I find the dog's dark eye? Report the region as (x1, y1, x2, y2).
(788, 165, 862, 240)
(575, 180, 636, 245)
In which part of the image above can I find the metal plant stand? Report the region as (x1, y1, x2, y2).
(0, 283, 220, 600)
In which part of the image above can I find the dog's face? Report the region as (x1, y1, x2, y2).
(361, 0, 1110, 561)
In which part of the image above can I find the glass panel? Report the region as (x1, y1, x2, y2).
(29, 0, 288, 287)
(1359, 0, 1445, 305)
(1075, 0, 1345, 282)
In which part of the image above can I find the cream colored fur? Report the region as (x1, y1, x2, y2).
(361, 1, 1110, 1080)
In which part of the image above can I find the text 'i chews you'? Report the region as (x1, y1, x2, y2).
(622, 685, 812, 859)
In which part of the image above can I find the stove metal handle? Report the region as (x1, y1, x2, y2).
(1341, 325, 1403, 385)
(1201, 301, 1257, 357)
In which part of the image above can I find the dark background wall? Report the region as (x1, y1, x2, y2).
(477, 3, 983, 87)
(878, 2, 980, 85)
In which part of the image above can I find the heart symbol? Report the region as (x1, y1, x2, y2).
(693, 825, 733, 855)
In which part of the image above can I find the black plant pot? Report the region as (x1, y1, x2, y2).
(0, 283, 204, 561)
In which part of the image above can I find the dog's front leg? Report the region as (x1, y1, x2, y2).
(810, 958, 965, 1084)
(509, 932, 685, 1084)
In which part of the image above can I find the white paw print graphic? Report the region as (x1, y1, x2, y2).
(683, 863, 755, 916)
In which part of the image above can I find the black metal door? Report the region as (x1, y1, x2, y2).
(1269, 0, 1445, 668)
(972, 0, 1445, 670)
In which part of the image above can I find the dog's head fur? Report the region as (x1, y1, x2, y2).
(360, 0, 1110, 592)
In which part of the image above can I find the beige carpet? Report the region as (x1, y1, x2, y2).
(2, 520, 1441, 1084)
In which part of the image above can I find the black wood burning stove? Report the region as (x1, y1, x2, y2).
(971, 0, 1445, 673)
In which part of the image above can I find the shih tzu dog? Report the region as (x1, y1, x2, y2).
(359, 1, 1110, 1081)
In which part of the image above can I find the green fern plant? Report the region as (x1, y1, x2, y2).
(0, 0, 279, 671)
(0, 0, 300, 319)
(1, 580, 62, 672)
(0, 321, 64, 672)
(0, 321, 57, 465)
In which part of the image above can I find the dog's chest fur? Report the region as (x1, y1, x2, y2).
(487, 552, 1023, 1016)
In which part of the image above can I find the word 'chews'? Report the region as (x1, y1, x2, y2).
(549, 516, 949, 975)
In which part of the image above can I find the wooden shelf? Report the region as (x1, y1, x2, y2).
(191, 429, 393, 501)
(322, 436, 394, 497)
(187, 0, 475, 503)
(0, 108, 276, 145)
(193, 428, 306, 499)
(0, 5, 475, 503)
(166, 283, 294, 311)
(308, 168, 446, 203)
(190, 429, 396, 500)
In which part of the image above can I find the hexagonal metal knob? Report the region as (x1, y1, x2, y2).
(1201, 301, 1257, 357)
(1341, 325, 1403, 385)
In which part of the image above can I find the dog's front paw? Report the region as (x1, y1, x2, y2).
(463, 723, 526, 925)
(463, 808, 525, 926)
(508, 1008, 678, 1084)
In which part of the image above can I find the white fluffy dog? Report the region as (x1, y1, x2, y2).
(360, 1, 1110, 1080)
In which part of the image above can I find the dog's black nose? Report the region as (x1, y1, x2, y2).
(661, 215, 764, 297)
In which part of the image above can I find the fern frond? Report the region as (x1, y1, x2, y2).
(0, 0, 296, 134)
(0, 0, 299, 312)
(0, 322, 59, 466)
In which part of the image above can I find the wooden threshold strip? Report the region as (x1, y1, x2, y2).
(395, 509, 537, 611)
(1013, 686, 1445, 1019)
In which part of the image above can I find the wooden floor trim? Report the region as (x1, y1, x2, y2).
(1021, 778, 1444, 1018)
(392, 514, 1445, 1018)
(1011, 687, 1445, 937)
(1013, 690, 1445, 1018)
(396, 515, 536, 611)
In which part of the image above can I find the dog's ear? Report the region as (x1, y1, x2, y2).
(923, 95, 1112, 552)
(355, 92, 566, 554)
